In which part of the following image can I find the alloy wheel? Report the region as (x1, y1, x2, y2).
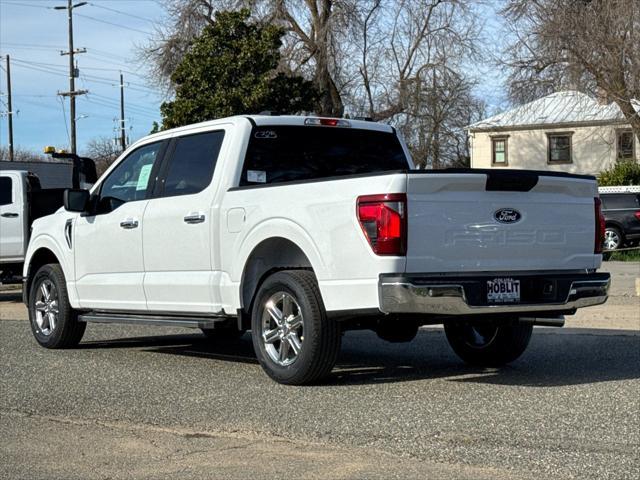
(34, 279, 59, 336)
(261, 292, 304, 366)
(604, 229, 620, 250)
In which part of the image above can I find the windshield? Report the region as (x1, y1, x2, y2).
(240, 126, 408, 186)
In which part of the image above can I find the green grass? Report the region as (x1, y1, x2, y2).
(603, 249, 640, 261)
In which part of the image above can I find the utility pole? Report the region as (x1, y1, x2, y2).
(5, 55, 13, 161)
(119, 73, 126, 151)
(55, 0, 88, 154)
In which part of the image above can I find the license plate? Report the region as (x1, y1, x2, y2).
(487, 278, 520, 303)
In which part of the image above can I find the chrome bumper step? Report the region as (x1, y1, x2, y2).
(380, 273, 610, 316)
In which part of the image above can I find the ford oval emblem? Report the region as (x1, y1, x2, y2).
(494, 208, 522, 224)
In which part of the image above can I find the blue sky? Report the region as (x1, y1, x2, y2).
(0, 0, 164, 154)
(0, 0, 509, 154)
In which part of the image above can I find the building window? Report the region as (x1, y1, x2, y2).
(617, 130, 635, 160)
(547, 132, 573, 164)
(491, 137, 508, 165)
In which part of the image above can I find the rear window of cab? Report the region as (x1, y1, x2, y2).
(240, 126, 408, 186)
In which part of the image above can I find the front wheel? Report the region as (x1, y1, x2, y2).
(603, 226, 623, 251)
(251, 270, 341, 385)
(29, 263, 86, 348)
(444, 321, 532, 367)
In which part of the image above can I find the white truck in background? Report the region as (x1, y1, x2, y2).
(0, 155, 96, 283)
(21, 115, 610, 385)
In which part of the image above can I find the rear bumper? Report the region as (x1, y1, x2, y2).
(379, 272, 610, 315)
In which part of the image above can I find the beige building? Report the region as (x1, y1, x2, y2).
(467, 91, 638, 176)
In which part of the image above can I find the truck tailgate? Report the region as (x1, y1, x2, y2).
(405, 170, 599, 273)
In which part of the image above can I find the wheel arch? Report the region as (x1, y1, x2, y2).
(25, 247, 63, 303)
(240, 237, 315, 314)
(604, 220, 624, 232)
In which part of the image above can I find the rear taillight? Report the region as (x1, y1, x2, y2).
(594, 197, 606, 254)
(357, 193, 407, 255)
(634, 211, 640, 221)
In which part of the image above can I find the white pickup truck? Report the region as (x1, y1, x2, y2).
(22, 115, 610, 384)
(1, 156, 96, 283)
(1, 171, 72, 283)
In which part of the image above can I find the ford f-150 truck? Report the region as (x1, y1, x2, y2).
(22, 115, 610, 385)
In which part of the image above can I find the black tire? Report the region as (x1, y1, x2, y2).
(604, 226, 623, 251)
(444, 321, 532, 367)
(28, 263, 86, 349)
(251, 270, 341, 385)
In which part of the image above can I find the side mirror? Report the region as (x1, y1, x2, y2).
(63, 189, 90, 213)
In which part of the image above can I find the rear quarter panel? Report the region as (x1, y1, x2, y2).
(219, 173, 407, 312)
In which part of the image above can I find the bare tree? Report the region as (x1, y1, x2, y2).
(0, 146, 47, 163)
(141, 0, 485, 166)
(83, 136, 121, 176)
(141, 0, 345, 115)
(341, 0, 483, 167)
(501, 0, 640, 140)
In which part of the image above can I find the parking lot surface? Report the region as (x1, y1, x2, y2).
(1, 262, 638, 479)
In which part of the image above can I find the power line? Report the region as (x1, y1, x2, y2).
(6, 55, 151, 83)
(10, 61, 70, 79)
(88, 2, 155, 24)
(84, 97, 158, 120)
(8, 58, 158, 95)
(90, 93, 158, 114)
(0, 1, 51, 9)
(75, 13, 152, 35)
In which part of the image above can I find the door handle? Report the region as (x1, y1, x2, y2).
(1, 212, 18, 218)
(119, 219, 139, 229)
(184, 213, 205, 224)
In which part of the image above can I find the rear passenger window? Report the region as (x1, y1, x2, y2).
(0, 177, 13, 206)
(162, 131, 225, 197)
(601, 194, 640, 210)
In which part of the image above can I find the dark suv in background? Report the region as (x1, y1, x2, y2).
(599, 190, 640, 250)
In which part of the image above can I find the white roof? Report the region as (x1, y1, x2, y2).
(468, 91, 639, 131)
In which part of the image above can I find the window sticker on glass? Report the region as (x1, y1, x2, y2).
(247, 170, 267, 183)
(136, 164, 153, 191)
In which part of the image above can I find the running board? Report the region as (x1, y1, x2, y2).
(78, 312, 229, 329)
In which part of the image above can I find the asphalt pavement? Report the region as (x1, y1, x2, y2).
(1, 262, 639, 479)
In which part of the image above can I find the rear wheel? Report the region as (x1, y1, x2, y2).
(251, 270, 341, 385)
(444, 321, 532, 367)
(29, 263, 86, 348)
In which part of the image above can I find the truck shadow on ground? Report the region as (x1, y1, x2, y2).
(0, 292, 22, 303)
(79, 327, 640, 388)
